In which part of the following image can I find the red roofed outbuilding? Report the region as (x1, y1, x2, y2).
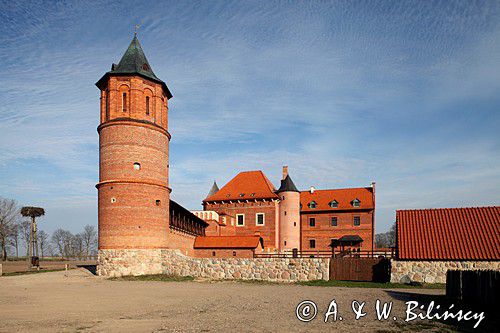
(396, 206, 500, 260)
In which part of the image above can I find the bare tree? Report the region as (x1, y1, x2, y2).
(0, 197, 20, 260)
(9, 223, 20, 258)
(72, 233, 85, 259)
(19, 220, 31, 256)
(82, 225, 97, 258)
(375, 223, 396, 249)
(51, 229, 67, 258)
(38, 230, 49, 259)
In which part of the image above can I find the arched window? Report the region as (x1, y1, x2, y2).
(133, 162, 141, 170)
(308, 201, 317, 209)
(146, 96, 150, 115)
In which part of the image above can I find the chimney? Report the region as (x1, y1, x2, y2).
(310, 186, 315, 194)
(371, 181, 376, 193)
(282, 166, 288, 180)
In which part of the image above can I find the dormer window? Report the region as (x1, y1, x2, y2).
(352, 199, 361, 207)
(239, 193, 245, 197)
(329, 200, 338, 208)
(308, 201, 317, 209)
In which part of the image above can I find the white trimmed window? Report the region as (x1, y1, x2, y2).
(236, 214, 245, 226)
(256, 213, 265, 226)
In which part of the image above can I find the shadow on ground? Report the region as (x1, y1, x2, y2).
(77, 264, 97, 275)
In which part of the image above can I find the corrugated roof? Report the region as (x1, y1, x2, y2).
(194, 236, 262, 249)
(397, 207, 500, 260)
(204, 171, 278, 202)
(300, 187, 374, 212)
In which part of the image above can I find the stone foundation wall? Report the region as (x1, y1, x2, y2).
(98, 249, 163, 277)
(391, 260, 500, 284)
(162, 249, 329, 281)
(98, 249, 329, 281)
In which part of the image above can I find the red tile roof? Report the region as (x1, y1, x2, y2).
(204, 171, 278, 202)
(194, 236, 263, 249)
(300, 187, 374, 212)
(397, 207, 500, 260)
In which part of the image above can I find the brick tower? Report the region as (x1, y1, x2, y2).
(95, 35, 172, 273)
(276, 166, 301, 251)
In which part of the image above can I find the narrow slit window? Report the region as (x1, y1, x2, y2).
(309, 239, 316, 249)
(146, 96, 150, 115)
(122, 92, 127, 112)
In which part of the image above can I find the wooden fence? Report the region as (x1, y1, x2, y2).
(446, 270, 499, 307)
(254, 249, 394, 259)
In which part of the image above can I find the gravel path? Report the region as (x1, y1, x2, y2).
(0, 269, 462, 332)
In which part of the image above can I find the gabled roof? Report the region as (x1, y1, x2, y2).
(300, 187, 374, 212)
(96, 35, 172, 99)
(397, 207, 500, 260)
(204, 171, 278, 202)
(206, 181, 219, 199)
(276, 175, 299, 193)
(194, 236, 263, 249)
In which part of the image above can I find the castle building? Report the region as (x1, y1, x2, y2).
(96, 35, 375, 274)
(197, 167, 376, 253)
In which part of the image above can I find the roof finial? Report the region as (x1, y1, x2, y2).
(134, 23, 141, 37)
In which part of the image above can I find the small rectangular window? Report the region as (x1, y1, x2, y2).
(256, 213, 265, 226)
(122, 92, 127, 112)
(146, 96, 150, 115)
(309, 239, 316, 249)
(309, 217, 315, 227)
(331, 217, 337, 226)
(232, 251, 236, 256)
(354, 216, 360, 226)
(212, 251, 216, 256)
(236, 214, 244, 226)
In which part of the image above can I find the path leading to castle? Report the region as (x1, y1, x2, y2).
(0, 269, 454, 332)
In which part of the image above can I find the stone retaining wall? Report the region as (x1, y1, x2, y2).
(391, 260, 500, 284)
(98, 249, 330, 281)
(162, 249, 329, 281)
(98, 249, 163, 277)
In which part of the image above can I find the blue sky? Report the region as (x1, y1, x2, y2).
(0, 0, 499, 235)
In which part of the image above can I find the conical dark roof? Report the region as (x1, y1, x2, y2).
(96, 35, 172, 99)
(276, 175, 299, 193)
(206, 181, 220, 198)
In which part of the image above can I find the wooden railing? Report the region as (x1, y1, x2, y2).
(254, 249, 394, 259)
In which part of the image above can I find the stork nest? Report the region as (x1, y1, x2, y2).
(21, 206, 45, 218)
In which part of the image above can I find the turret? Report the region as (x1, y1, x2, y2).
(95, 34, 172, 254)
(276, 166, 301, 251)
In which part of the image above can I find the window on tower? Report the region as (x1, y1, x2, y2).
(146, 96, 150, 115)
(122, 92, 127, 112)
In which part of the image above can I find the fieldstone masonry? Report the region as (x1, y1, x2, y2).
(391, 260, 500, 284)
(98, 249, 330, 281)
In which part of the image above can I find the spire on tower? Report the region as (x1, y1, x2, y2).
(96, 35, 172, 99)
(206, 181, 220, 198)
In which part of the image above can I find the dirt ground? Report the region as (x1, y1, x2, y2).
(0, 269, 487, 332)
(1, 260, 97, 274)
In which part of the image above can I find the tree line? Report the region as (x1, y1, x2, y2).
(0, 197, 97, 261)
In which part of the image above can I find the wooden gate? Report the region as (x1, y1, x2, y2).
(330, 257, 391, 282)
